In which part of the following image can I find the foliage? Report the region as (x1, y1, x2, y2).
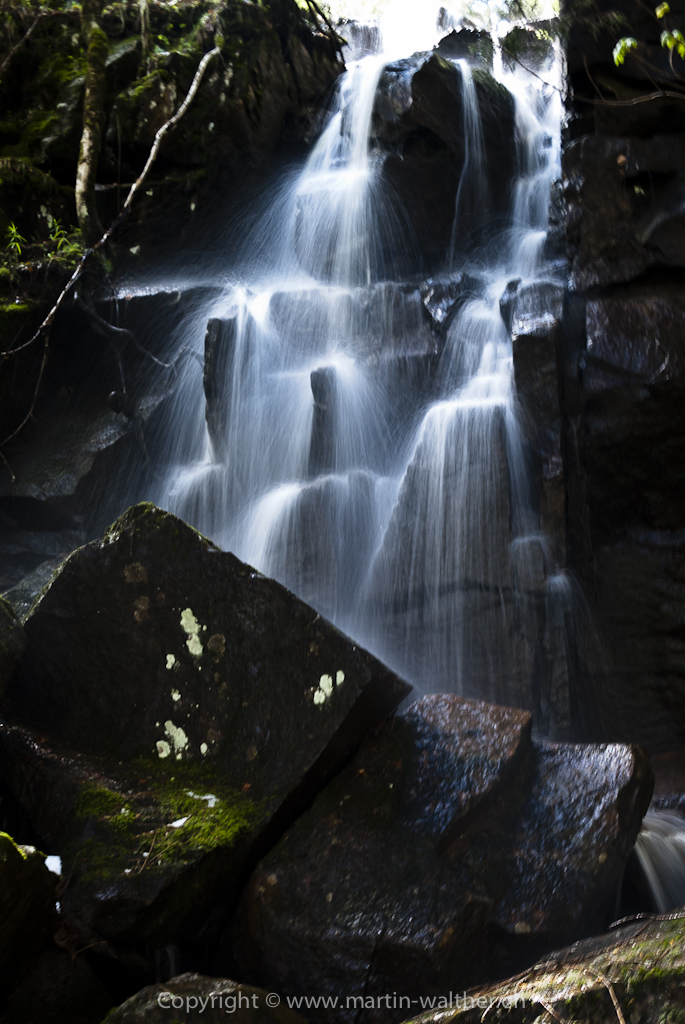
(612, 34, 637, 64)
(614, 1, 685, 68)
(662, 27, 685, 59)
(5, 222, 25, 260)
(1, 217, 84, 291)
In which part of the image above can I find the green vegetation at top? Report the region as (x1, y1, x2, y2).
(614, 0, 685, 71)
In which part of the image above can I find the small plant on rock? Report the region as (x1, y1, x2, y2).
(5, 222, 26, 263)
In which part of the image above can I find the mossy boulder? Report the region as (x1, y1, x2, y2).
(0, 502, 409, 952)
(233, 695, 652, 1024)
(102, 974, 308, 1024)
(0, 594, 25, 697)
(0, 722, 268, 948)
(407, 915, 685, 1023)
(0, 830, 57, 998)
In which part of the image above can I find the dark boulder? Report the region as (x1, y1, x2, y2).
(232, 694, 652, 1024)
(651, 750, 685, 813)
(371, 54, 517, 272)
(102, 974, 307, 1024)
(0, 831, 57, 1000)
(1, 946, 114, 1024)
(0, 596, 25, 697)
(564, 135, 685, 291)
(0, 503, 409, 951)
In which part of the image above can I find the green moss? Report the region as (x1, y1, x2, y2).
(70, 758, 260, 890)
(0, 301, 30, 315)
(0, 831, 27, 862)
(40, 53, 88, 86)
(130, 68, 170, 98)
(415, 916, 685, 1022)
(23, 110, 61, 144)
(76, 784, 133, 821)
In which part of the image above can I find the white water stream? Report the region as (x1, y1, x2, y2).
(141, 10, 566, 717)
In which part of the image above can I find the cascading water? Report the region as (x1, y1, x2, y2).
(634, 810, 685, 913)
(143, 5, 570, 723)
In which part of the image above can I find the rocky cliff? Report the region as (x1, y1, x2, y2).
(558, 0, 685, 751)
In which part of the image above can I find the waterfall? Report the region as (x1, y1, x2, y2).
(635, 810, 685, 913)
(449, 60, 486, 261)
(142, 9, 570, 719)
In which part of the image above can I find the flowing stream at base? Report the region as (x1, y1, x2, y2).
(635, 811, 685, 913)
(144, 10, 570, 719)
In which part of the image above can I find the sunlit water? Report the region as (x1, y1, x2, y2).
(635, 810, 685, 913)
(137, 9, 568, 717)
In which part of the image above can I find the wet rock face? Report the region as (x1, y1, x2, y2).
(204, 316, 238, 462)
(232, 694, 652, 1024)
(565, 135, 685, 291)
(561, 1, 685, 752)
(104, 974, 307, 1024)
(0, 596, 25, 697)
(371, 54, 517, 271)
(561, 286, 685, 750)
(0, 502, 409, 950)
(512, 291, 564, 564)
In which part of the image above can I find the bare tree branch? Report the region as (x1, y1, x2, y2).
(0, 44, 221, 455)
(0, 13, 41, 77)
(583, 967, 626, 1024)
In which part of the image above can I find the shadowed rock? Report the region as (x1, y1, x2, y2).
(0, 596, 25, 698)
(0, 503, 410, 953)
(231, 695, 652, 1024)
(0, 831, 57, 1000)
(512, 311, 564, 563)
(103, 974, 308, 1024)
(204, 316, 239, 462)
(565, 135, 685, 291)
(562, 287, 685, 750)
(309, 367, 338, 477)
(406, 915, 685, 1024)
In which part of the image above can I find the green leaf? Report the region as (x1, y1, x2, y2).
(613, 36, 637, 64)
(656, 2, 670, 17)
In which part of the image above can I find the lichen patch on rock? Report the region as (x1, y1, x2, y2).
(180, 608, 203, 657)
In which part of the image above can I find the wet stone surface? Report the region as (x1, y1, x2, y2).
(232, 695, 652, 1024)
(0, 596, 25, 699)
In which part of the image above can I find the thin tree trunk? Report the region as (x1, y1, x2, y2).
(75, 0, 108, 246)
